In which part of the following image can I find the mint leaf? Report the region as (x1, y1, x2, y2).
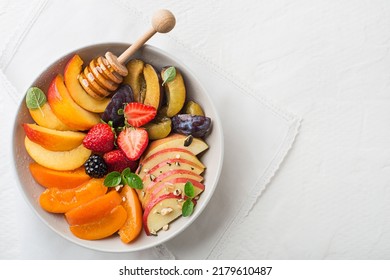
(121, 168, 143, 189)
(104, 171, 122, 187)
(182, 198, 194, 217)
(26, 87, 46, 109)
(123, 173, 143, 190)
(184, 181, 195, 198)
(162, 66, 176, 85)
(121, 167, 132, 178)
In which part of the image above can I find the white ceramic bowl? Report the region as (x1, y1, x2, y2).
(12, 43, 224, 253)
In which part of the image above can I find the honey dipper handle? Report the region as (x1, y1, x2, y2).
(118, 9, 176, 65)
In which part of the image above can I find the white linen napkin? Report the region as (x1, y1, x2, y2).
(0, 0, 300, 259)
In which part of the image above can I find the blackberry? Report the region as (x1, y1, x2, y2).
(84, 154, 108, 178)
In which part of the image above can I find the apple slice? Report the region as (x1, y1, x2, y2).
(124, 59, 145, 103)
(143, 64, 162, 109)
(143, 193, 184, 236)
(142, 177, 205, 208)
(64, 54, 110, 113)
(24, 136, 91, 171)
(138, 158, 205, 185)
(161, 67, 186, 117)
(29, 102, 72, 131)
(142, 133, 208, 160)
(142, 169, 203, 192)
(23, 123, 86, 151)
(138, 168, 203, 205)
(47, 75, 100, 131)
(139, 148, 205, 176)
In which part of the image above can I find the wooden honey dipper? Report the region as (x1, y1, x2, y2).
(79, 9, 176, 100)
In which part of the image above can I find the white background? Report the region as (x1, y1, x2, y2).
(2, 0, 390, 259)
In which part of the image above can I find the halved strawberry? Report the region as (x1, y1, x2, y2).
(124, 102, 157, 127)
(117, 127, 149, 161)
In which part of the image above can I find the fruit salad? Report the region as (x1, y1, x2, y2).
(22, 53, 212, 243)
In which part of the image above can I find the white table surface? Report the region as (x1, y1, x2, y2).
(2, 0, 390, 259)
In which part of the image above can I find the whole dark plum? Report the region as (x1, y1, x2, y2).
(101, 84, 134, 128)
(172, 114, 211, 138)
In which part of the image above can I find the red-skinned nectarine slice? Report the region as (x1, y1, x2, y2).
(23, 123, 86, 151)
(47, 74, 100, 130)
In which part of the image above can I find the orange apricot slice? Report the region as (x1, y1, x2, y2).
(65, 190, 122, 226)
(29, 163, 90, 189)
(39, 178, 107, 213)
(118, 186, 143, 243)
(69, 205, 127, 240)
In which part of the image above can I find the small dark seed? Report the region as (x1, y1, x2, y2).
(184, 135, 193, 147)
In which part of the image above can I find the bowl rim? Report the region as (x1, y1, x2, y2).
(12, 42, 224, 253)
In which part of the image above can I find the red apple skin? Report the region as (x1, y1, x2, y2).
(138, 158, 205, 180)
(143, 193, 198, 236)
(140, 147, 205, 168)
(143, 178, 204, 208)
(144, 169, 203, 191)
(142, 133, 208, 159)
(149, 178, 205, 198)
(143, 193, 179, 236)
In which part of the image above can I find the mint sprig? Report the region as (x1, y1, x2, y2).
(182, 181, 195, 217)
(104, 168, 143, 190)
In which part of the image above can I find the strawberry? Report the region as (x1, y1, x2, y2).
(103, 150, 138, 172)
(82, 123, 115, 153)
(117, 127, 149, 161)
(124, 102, 157, 127)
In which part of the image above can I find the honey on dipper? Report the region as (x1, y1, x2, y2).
(79, 9, 176, 99)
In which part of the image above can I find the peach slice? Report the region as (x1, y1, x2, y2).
(118, 186, 143, 243)
(29, 163, 90, 189)
(64, 54, 110, 113)
(162, 67, 186, 117)
(69, 205, 127, 240)
(143, 64, 163, 109)
(39, 178, 107, 213)
(142, 133, 208, 160)
(24, 136, 91, 171)
(65, 190, 122, 226)
(124, 59, 145, 103)
(47, 74, 100, 130)
(23, 123, 86, 151)
(29, 102, 72, 131)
